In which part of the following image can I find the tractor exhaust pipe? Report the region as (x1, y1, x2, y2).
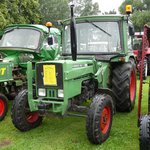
(70, 3, 77, 61)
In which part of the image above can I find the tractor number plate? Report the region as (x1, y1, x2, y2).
(43, 65, 57, 86)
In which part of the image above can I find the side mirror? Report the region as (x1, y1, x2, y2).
(129, 26, 135, 36)
(48, 37, 53, 45)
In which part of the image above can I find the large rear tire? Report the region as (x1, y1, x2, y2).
(86, 94, 113, 144)
(112, 61, 136, 112)
(139, 115, 150, 150)
(11, 89, 43, 131)
(0, 94, 8, 121)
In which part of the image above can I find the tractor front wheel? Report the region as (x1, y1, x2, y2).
(0, 94, 8, 121)
(139, 115, 150, 150)
(86, 94, 113, 144)
(11, 89, 43, 131)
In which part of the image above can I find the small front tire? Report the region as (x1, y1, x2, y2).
(86, 94, 113, 144)
(11, 89, 43, 131)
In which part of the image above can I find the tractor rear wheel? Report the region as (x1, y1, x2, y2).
(112, 61, 136, 112)
(139, 115, 150, 150)
(86, 94, 113, 144)
(0, 94, 8, 121)
(11, 89, 43, 131)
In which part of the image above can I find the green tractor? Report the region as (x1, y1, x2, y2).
(11, 5, 136, 144)
(0, 22, 61, 121)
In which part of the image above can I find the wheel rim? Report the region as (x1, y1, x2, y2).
(26, 112, 39, 123)
(100, 106, 111, 134)
(130, 70, 136, 102)
(0, 99, 5, 117)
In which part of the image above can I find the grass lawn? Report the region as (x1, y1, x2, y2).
(0, 80, 149, 150)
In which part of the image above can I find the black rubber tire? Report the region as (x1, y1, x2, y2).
(11, 89, 43, 131)
(0, 94, 8, 121)
(139, 115, 150, 150)
(86, 94, 113, 144)
(112, 61, 136, 112)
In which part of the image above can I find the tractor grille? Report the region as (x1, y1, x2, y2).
(36, 63, 63, 89)
(49, 89, 56, 97)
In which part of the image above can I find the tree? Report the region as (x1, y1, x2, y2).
(39, 0, 69, 25)
(74, 0, 100, 16)
(39, 0, 100, 26)
(131, 11, 150, 31)
(119, 0, 150, 31)
(103, 9, 117, 15)
(144, 0, 150, 10)
(0, 1, 7, 29)
(0, 0, 40, 29)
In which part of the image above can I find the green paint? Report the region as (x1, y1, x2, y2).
(0, 62, 13, 82)
(27, 15, 135, 115)
(0, 23, 61, 98)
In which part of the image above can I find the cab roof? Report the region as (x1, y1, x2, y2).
(63, 15, 129, 25)
(4, 24, 60, 35)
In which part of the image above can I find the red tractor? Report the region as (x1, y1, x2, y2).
(134, 26, 150, 79)
(138, 25, 150, 150)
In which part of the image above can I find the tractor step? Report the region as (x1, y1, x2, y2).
(38, 103, 52, 115)
(65, 113, 86, 117)
(69, 105, 89, 112)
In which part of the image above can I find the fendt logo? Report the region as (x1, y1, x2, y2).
(0, 68, 6, 75)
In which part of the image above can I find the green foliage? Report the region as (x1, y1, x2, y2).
(0, 0, 100, 29)
(39, 0, 69, 25)
(131, 11, 150, 31)
(144, 0, 150, 10)
(39, 0, 100, 25)
(0, 0, 40, 29)
(74, 0, 100, 16)
(119, 0, 150, 31)
(103, 9, 117, 15)
(0, 80, 146, 149)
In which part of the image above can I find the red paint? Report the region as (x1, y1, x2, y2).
(0, 99, 5, 116)
(138, 25, 150, 125)
(100, 106, 111, 134)
(27, 112, 39, 123)
(133, 50, 138, 57)
(130, 70, 136, 102)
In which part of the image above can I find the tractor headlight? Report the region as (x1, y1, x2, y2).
(58, 89, 64, 98)
(38, 88, 46, 96)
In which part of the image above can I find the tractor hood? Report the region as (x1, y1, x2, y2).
(35, 59, 109, 90)
(0, 50, 35, 66)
